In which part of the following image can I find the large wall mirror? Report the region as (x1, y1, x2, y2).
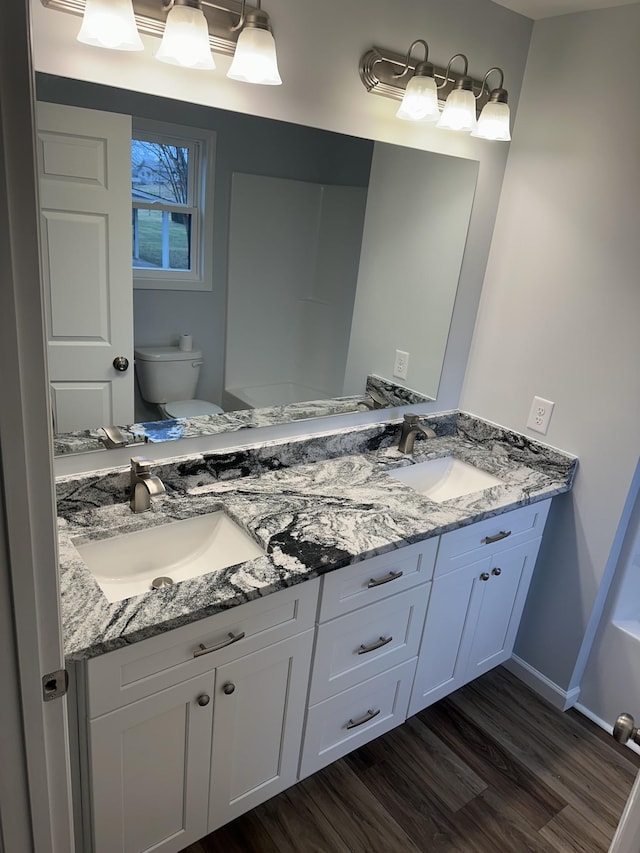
(36, 73, 479, 456)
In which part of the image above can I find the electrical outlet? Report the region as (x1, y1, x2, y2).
(393, 349, 409, 380)
(527, 396, 555, 434)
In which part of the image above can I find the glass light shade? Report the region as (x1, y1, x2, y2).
(471, 101, 511, 141)
(156, 5, 216, 70)
(227, 27, 282, 85)
(77, 0, 143, 51)
(396, 75, 440, 122)
(436, 88, 477, 132)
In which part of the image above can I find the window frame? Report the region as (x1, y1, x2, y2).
(132, 118, 215, 292)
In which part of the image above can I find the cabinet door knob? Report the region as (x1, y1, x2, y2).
(492, 567, 502, 576)
(479, 572, 490, 581)
(197, 694, 210, 707)
(222, 682, 236, 695)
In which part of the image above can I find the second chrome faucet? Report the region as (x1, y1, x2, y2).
(398, 413, 436, 454)
(130, 456, 166, 513)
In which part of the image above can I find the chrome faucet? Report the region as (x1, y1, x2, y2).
(357, 389, 387, 411)
(397, 413, 436, 454)
(130, 456, 166, 513)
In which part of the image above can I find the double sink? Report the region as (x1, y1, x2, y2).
(76, 456, 503, 604)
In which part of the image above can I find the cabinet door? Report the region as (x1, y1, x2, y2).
(464, 538, 541, 682)
(208, 630, 314, 832)
(89, 673, 214, 853)
(408, 557, 488, 716)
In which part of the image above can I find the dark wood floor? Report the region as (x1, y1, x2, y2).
(182, 667, 640, 853)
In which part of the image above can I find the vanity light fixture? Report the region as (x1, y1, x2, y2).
(359, 42, 511, 141)
(472, 68, 511, 141)
(226, 0, 281, 85)
(77, 0, 144, 51)
(394, 40, 439, 123)
(45, 0, 280, 84)
(436, 54, 477, 132)
(156, 0, 216, 69)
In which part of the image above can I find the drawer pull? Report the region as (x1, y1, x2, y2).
(346, 708, 380, 729)
(481, 530, 512, 545)
(357, 635, 393, 655)
(193, 631, 246, 658)
(367, 570, 403, 589)
(492, 567, 502, 576)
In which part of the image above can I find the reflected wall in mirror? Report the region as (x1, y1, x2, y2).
(36, 73, 479, 454)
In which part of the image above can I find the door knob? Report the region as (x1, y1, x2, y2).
(113, 356, 129, 371)
(492, 567, 502, 576)
(222, 682, 235, 695)
(613, 712, 640, 746)
(479, 572, 490, 581)
(197, 694, 210, 707)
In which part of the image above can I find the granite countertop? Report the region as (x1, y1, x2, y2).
(57, 413, 577, 660)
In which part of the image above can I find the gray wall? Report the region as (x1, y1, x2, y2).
(344, 143, 478, 399)
(460, 4, 640, 701)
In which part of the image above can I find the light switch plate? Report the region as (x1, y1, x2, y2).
(527, 396, 555, 434)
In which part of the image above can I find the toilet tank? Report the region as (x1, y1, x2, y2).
(134, 346, 203, 404)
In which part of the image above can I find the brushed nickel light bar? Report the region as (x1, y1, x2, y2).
(360, 42, 511, 140)
(41, 0, 264, 58)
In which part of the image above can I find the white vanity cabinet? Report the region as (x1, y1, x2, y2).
(300, 539, 437, 779)
(73, 498, 555, 851)
(408, 500, 551, 716)
(79, 579, 319, 853)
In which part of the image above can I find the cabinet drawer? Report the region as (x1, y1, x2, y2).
(435, 500, 550, 576)
(86, 578, 320, 717)
(309, 586, 430, 704)
(319, 539, 436, 622)
(300, 658, 416, 780)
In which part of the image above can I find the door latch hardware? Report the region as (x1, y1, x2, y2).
(42, 669, 69, 702)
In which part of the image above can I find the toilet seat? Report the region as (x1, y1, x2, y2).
(162, 399, 224, 418)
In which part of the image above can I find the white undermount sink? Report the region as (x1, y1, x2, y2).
(388, 457, 504, 503)
(76, 511, 265, 603)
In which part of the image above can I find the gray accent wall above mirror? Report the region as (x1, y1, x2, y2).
(37, 73, 479, 457)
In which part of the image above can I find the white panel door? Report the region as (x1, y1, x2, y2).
(36, 102, 133, 432)
(208, 630, 314, 832)
(89, 673, 214, 853)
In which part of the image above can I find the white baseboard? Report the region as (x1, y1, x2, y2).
(574, 703, 640, 756)
(504, 655, 581, 711)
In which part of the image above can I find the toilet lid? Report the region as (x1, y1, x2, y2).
(164, 400, 224, 418)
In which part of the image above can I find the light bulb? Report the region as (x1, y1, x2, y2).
(156, 4, 216, 70)
(77, 0, 143, 51)
(437, 87, 477, 132)
(472, 100, 511, 141)
(396, 74, 439, 122)
(227, 27, 282, 85)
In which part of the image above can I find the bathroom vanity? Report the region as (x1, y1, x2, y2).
(57, 412, 576, 853)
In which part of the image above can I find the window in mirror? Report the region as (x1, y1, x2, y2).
(132, 119, 215, 291)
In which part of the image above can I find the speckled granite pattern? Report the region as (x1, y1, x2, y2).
(56, 412, 577, 660)
(366, 375, 434, 406)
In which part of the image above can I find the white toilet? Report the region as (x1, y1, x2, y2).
(134, 345, 224, 420)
